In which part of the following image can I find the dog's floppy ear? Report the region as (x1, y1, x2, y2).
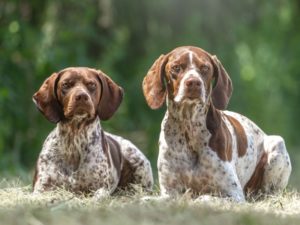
(211, 55, 233, 110)
(33, 73, 63, 123)
(96, 70, 124, 120)
(142, 54, 168, 109)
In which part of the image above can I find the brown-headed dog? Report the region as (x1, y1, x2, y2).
(33, 67, 153, 197)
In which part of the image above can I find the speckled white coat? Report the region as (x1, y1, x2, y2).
(158, 102, 291, 202)
(143, 46, 292, 202)
(34, 117, 153, 196)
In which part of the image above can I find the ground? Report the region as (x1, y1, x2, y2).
(0, 179, 299, 225)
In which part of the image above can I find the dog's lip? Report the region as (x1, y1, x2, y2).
(64, 105, 94, 118)
(180, 96, 204, 105)
(73, 105, 94, 114)
(74, 108, 89, 115)
(185, 88, 201, 97)
(186, 94, 201, 100)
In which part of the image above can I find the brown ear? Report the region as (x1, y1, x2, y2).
(211, 55, 233, 110)
(32, 73, 63, 123)
(142, 54, 168, 109)
(96, 71, 124, 120)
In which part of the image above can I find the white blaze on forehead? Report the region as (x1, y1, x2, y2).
(189, 51, 195, 68)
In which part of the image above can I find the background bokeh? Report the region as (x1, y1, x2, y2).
(0, 0, 299, 187)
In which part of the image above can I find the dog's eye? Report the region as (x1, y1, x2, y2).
(87, 82, 96, 92)
(62, 82, 71, 90)
(200, 65, 210, 74)
(172, 65, 181, 74)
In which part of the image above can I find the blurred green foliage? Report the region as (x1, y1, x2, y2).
(0, 0, 300, 180)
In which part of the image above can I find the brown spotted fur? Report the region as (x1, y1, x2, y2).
(33, 67, 153, 195)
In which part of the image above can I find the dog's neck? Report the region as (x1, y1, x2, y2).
(167, 99, 209, 123)
(57, 116, 103, 169)
(163, 100, 212, 152)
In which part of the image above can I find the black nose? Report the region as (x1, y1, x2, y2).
(75, 92, 89, 102)
(185, 77, 201, 89)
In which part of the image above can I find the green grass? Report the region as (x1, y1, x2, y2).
(0, 179, 299, 225)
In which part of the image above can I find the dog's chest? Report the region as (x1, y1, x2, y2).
(49, 123, 114, 192)
(158, 113, 219, 191)
(162, 116, 210, 153)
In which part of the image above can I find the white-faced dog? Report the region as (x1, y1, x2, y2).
(142, 46, 291, 202)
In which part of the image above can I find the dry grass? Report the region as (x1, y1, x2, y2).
(0, 179, 299, 225)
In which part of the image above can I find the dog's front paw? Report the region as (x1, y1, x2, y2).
(141, 195, 166, 202)
(195, 194, 220, 203)
(93, 188, 111, 201)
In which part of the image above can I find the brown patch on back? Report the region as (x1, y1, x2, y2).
(244, 152, 268, 194)
(225, 115, 248, 157)
(206, 105, 232, 161)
